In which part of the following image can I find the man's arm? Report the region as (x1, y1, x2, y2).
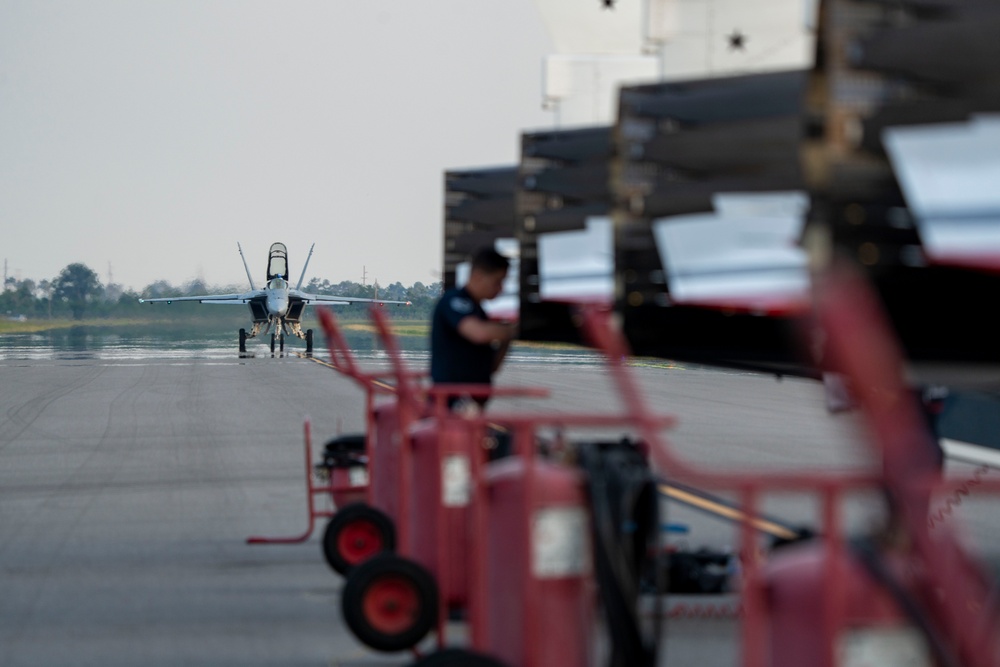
(457, 317, 517, 346)
(492, 336, 512, 372)
(458, 317, 517, 372)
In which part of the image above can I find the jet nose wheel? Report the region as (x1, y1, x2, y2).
(239, 328, 247, 355)
(305, 329, 313, 355)
(270, 333, 276, 354)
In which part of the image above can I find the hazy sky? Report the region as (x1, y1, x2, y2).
(1, 1, 554, 291)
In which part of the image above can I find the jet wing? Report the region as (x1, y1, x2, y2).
(289, 289, 411, 307)
(138, 291, 264, 305)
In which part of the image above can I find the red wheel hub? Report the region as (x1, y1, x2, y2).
(337, 519, 384, 565)
(362, 575, 421, 635)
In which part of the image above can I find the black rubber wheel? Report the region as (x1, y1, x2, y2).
(409, 648, 508, 667)
(321, 434, 367, 469)
(323, 503, 395, 575)
(342, 554, 438, 653)
(279, 333, 284, 352)
(305, 328, 313, 355)
(270, 333, 276, 353)
(324, 433, 366, 455)
(239, 328, 246, 354)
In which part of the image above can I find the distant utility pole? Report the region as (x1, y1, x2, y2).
(3, 258, 7, 291)
(361, 265, 368, 288)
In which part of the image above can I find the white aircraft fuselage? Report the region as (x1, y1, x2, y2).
(265, 278, 290, 318)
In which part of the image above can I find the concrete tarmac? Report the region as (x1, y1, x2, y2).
(1, 347, 996, 666)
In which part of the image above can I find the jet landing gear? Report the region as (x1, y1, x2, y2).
(287, 321, 314, 356)
(238, 322, 265, 357)
(239, 328, 254, 358)
(270, 332, 284, 355)
(239, 322, 308, 357)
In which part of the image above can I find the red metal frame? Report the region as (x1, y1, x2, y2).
(246, 419, 373, 544)
(245, 308, 397, 545)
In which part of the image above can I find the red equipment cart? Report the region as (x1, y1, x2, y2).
(246, 314, 405, 576)
(327, 307, 673, 663)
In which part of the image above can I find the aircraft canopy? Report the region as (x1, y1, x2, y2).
(267, 242, 289, 281)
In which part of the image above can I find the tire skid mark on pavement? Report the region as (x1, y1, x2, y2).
(0, 364, 105, 450)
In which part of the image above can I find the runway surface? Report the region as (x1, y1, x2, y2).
(1, 336, 997, 666)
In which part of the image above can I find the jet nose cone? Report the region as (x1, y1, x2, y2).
(267, 295, 289, 316)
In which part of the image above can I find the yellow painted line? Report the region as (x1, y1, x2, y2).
(297, 353, 331, 368)
(660, 484, 798, 540)
(299, 353, 396, 392)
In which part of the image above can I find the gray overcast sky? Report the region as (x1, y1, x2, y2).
(1, 1, 554, 291)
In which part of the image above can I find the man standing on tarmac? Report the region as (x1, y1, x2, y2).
(430, 247, 517, 410)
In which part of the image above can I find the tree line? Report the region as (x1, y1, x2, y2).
(2, 263, 442, 321)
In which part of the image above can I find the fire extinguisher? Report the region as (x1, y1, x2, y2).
(481, 450, 595, 667)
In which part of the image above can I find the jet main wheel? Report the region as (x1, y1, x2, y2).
(342, 554, 438, 653)
(409, 648, 508, 667)
(322, 503, 396, 575)
(239, 328, 247, 354)
(270, 333, 276, 353)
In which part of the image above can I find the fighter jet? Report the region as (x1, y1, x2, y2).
(139, 242, 410, 355)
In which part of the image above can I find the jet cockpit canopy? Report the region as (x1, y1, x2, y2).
(267, 242, 289, 281)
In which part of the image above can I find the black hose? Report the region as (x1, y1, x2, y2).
(578, 439, 660, 667)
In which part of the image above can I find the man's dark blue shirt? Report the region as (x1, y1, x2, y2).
(430, 286, 495, 388)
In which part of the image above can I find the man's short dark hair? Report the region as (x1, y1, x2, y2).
(471, 247, 510, 274)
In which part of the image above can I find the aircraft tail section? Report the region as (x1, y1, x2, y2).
(238, 243, 257, 291)
(296, 244, 315, 291)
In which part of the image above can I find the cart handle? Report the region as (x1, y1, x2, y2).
(317, 307, 363, 380)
